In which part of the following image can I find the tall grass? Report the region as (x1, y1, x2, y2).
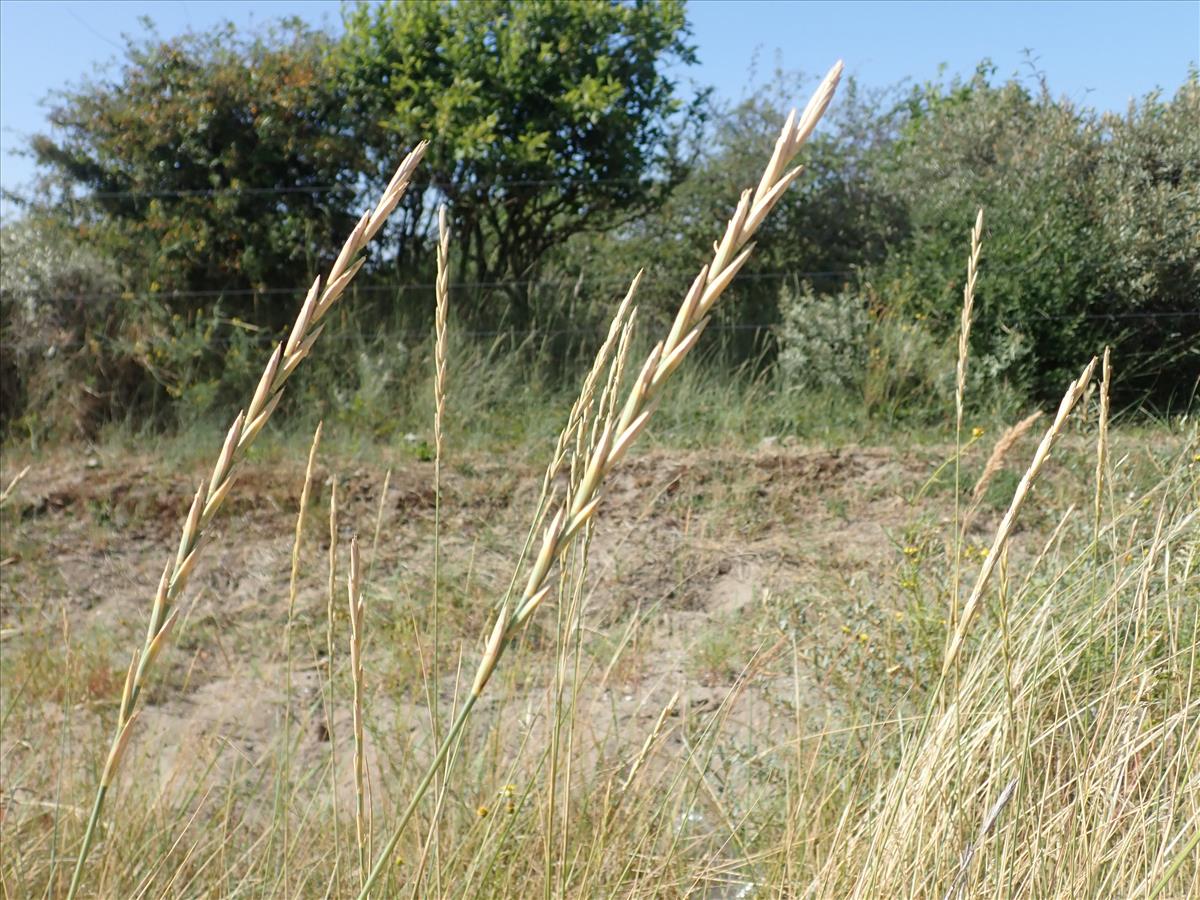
(60, 142, 427, 899)
(0, 54, 1196, 900)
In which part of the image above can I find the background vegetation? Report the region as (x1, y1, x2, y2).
(2, 0, 1197, 442)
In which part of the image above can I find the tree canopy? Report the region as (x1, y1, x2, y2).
(337, 0, 704, 322)
(30, 19, 365, 329)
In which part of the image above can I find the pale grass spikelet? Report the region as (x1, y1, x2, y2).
(141, 608, 179, 672)
(956, 209, 984, 434)
(117, 649, 138, 723)
(359, 59, 844, 897)
(942, 356, 1098, 676)
(66, 143, 428, 900)
(539, 276, 642, 496)
(971, 410, 1045, 503)
(1095, 346, 1112, 531)
(434, 205, 450, 466)
(99, 712, 140, 788)
(204, 413, 245, 522)
(284, 278, 323, 358)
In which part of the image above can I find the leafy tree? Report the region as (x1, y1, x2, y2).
(1091, 75, 1200, 401)
(337, 0, 705, 323)
(29, 18, 367, 329)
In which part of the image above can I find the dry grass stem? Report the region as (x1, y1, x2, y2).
(325, 476, 342, 886)
(950, 208, 984, 635)
(0, 464, 30, 508)
(942, 356, 1098, 676)
(367, 468, 391, 581)
(65, 142, 427, 900)
(426, 203, 452, 890)
(348, 536, 369, 887)
(1095, 346, 1112, 534)
(279, 421, 323, 889)
(942, 777, 1018, 900)
(621, 690, 681, 795)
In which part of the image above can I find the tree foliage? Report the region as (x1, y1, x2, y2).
(30, 19, 366, 329)
(553, 70, 905, 343)
(337, 0, 703, 323)
(6, 10, 1197, 433)
(0, 216, 126, 435)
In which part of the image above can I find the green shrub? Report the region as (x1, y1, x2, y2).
(776, 281, 870, 392)
(870, 65, 1200, 404)
(0, 219, 123, 438)
(776, 277, 957, 423)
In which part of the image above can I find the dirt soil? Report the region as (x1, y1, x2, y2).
(1, 440, 966, 820)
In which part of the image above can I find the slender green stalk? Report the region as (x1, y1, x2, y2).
(359, 696, 479, 898)
(1149, 827, 1200, 900)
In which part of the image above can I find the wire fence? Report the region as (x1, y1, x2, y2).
(20, 175, 658, 201)
(15, 268, 854, 305)
(20, 265, 1200, 326)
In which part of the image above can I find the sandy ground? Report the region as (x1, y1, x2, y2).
(0, 438, 985, 827)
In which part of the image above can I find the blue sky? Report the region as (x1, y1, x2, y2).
(1, 0, 1197, 197)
